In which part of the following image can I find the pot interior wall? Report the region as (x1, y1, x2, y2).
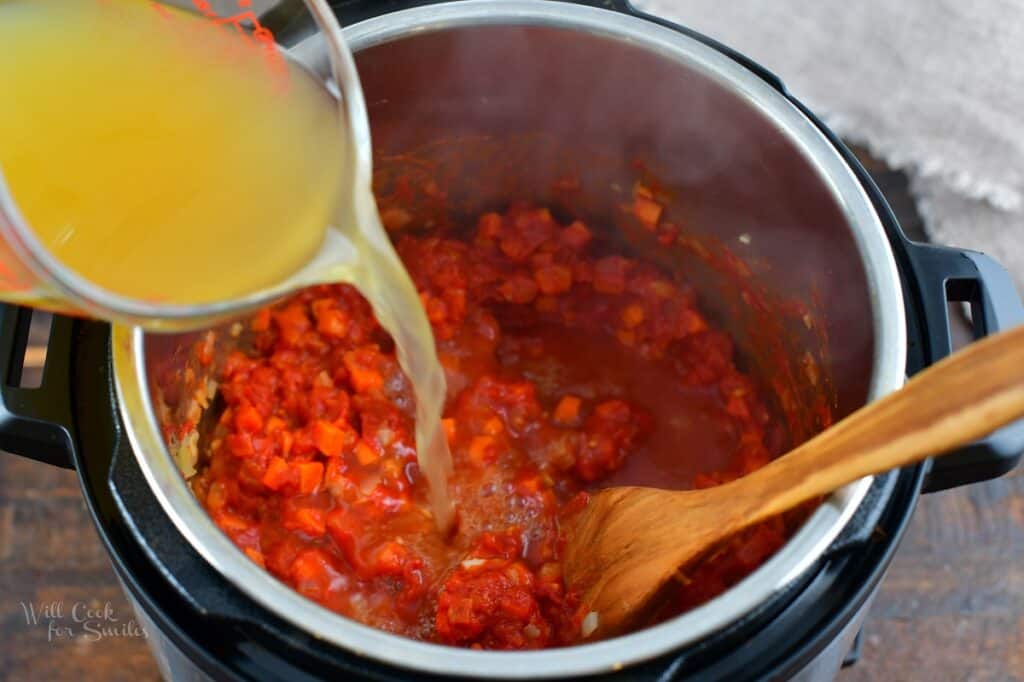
(358, 24, 876, 443)
(121, 11, 894, 675)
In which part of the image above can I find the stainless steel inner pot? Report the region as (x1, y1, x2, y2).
(111, 1, 907, 677)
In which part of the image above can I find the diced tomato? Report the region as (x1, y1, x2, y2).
(289, 549, 338, 602)
(251, 308, 271, 332)
(593, 256, 630, 294)
(620, 303, 645, 329)
(235, 404, 264, 434)
(560, 221, 591, 250)
(191, 203, 797, 652)
(476, 212, 503, 241)
(552, 396, 582, 427)
(372, 541, 410, 576)
(533, 264, 572, 295)
(225, 433, 255, 459)
(283, 505, 326, 536)
(499, 274, 539, 304)
(273, 303, 311, 347)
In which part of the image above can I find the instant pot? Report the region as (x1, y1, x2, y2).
(2, 1, 1022, 680)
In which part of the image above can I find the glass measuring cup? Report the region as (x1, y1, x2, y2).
(0, 0, 371, 331)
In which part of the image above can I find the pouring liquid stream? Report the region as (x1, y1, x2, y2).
(0, 0, 454, 528)
(314, 191, 456, 531)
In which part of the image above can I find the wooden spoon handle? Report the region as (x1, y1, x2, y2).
(730, 323, 1024, 526)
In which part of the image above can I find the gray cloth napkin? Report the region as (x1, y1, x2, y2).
(638, 0, 1024, 290)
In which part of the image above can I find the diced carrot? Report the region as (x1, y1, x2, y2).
(235, 404, 264, 434)
(316, 307, 350, 339)
(265, 416, 286, 434)
(355, 439, 379, 466)
(343, 350, 384, 394)
(262, 456, 293, 490)
(468, 435, 496, 466)
(215, 512, 252, 535)
(243, 547, 266, 568)
(633, 196, 663, 230)
(553, 396, 582, 426)
(298, 462, 325, 494)
(483, 416, 504, 436)
(441, 418, 457, 445)
(313, 420, 346, 457)
(274, 304, 311, 347)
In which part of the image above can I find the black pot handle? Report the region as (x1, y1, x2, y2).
(0, 305, 75, 468)
(904, 243, 1024, 492)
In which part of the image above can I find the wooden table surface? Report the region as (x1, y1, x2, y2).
(0, 153, 1021, 681)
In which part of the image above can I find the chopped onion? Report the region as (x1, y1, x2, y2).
(581, 611, 599, 638)
(461, 558, 486, 569)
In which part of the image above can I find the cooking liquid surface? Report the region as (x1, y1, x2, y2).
(498, 325, 739, 488)
(0, 0, 453, 526)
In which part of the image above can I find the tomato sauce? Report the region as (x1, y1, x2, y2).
(189, 203, 794, 649)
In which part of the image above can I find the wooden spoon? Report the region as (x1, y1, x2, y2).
(563, 323, 1024, 639)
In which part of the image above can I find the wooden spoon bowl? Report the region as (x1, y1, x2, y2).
(563, 323, 1024, 639)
